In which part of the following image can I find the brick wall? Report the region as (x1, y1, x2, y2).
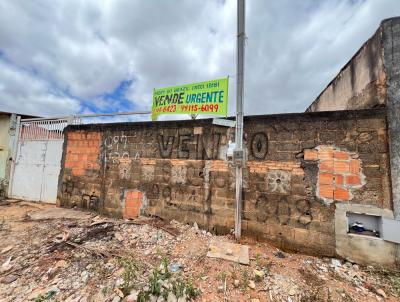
(58, 108, 390, 257)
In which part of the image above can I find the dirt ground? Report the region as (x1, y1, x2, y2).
(0, 200, 399, 302)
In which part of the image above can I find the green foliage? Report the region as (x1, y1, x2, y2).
(118, 255, 143, 295)
(149, 271, 162, 296)
(137, 291, 150, 302)
(217, 271, 227, 282)
(137, 258, 201, 301)
(34, 291, 58, 302)
(172, 279, 186, 298)
(184, 280, 201, 299)
(240, 268, 250, 290)
(101, 286, 108, 296)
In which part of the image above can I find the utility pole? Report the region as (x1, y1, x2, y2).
(234, 0, 245, 240)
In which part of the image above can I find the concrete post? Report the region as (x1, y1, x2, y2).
(234, 0, 246, 240)
(7, 115, 21, 198)
(383, 17, 400, 262)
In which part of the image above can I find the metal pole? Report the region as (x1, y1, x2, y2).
(235, 0, 245, 240)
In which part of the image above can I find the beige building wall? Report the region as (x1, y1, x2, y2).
(0, 114, 10, 180)
(306, 22, 387, 112)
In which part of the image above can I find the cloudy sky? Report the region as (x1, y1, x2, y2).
(0, 0, 399, 120)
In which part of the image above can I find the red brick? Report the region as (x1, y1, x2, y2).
(124, 207, 140, 218)
(349, 160, 360, 174)
(319, 185, 334, 198)
(319, 173, 333, 185)
(334, 188, 350, 201)
(318, 148, 333, 160)
(125, 200, 136, 207)
(126, 190, 139, 199)
(72, 168, 85, 176)
(70, 154, 79, 161)
(66, 145, 78, 153)
(87, 154, 98, 161)
(65, 160, 75, 168)
(124, 190, 142, 219)
(90, 147, 100, 154)
(320, 160, 334, 172)
(77, 161, 87, 168)
(78, 154, 88, 162)
(334, 161, 349, 173)
(334, 174, 344, 186)
(304, 149, 318, 161)
(88, 163, 99, 170)
(71, 132, 80, 139)
(334, 151, 349, 160)
(346, 175, 361, 185)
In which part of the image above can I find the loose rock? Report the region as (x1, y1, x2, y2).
(248, 280, 256, 289)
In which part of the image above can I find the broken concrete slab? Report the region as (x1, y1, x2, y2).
(206, 240, 249, 265)
(27, 207, 92, 221)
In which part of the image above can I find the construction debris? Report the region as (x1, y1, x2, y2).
(206, 240, 250, 265)
(0, 202, 399, 302)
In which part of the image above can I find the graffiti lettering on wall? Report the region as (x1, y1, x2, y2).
(251, 132, 268, 159)
(81, 193, 100, 210)
(156, 130, 270, 160)
(197, 133, 221, 160)
(61, 180, 74, 199)
(104, 134, 128, 149)
(255, 195, 313, 226)
(157, 132, 222, 160)
(103, 133, 131, 164)
(100, 129, 271, 163)
(186, 163, 204, 186)
(60, 179, 101, 211)
(119, 159, 132, 180)
(161, 184, 202, 212)
(138, 161, 205, 208)
(158, 135, 174, 158)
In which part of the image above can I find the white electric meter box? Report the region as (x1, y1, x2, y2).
(227, 141, 236, 160)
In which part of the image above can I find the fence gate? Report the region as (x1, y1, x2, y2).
(10, 118, 79, 203)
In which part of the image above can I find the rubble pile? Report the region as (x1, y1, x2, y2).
(0, 201, 399, 302)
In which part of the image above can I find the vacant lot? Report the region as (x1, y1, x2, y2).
(0, 201, 399, 302)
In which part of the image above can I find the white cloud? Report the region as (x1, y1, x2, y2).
(0, 60, 80, 116)
(0, 0, 399, 118)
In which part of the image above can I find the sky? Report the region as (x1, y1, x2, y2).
(0, 0, 399, 120)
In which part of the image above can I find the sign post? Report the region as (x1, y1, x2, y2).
(152, 77, 229, 121)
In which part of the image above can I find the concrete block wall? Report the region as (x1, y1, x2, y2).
(58, 108, 391, 262)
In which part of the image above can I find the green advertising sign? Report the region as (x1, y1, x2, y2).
(152, 77, 229, 120)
